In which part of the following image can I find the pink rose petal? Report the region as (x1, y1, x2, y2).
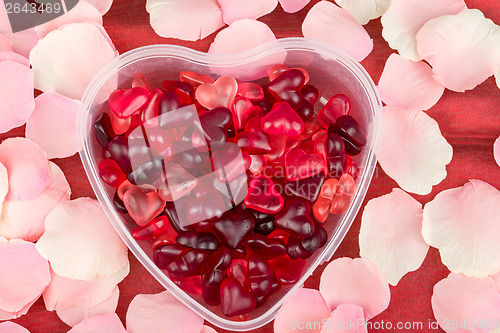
(0, 162, 7, 215)
(29, 22, 118, 100)
(84, 0, 114, 14)
(274, 288, 331, 333)
(360, 189, 428, 286)
(36, 198, 129, 281)
(0, 321, 30, 333)
(0, 33, 13, 52)
(0, 240, 51, 313)
(146, 0, 224, 41)
(25, 91, 81, 159)
(0, 138, 50, 201)
(126, 290, 204, 333)
(319, 257, 390, 319)
(377, 107, 453, 195)
(0, 298, 37, 321)
(279, 0, 310, 13)
(57, 286, 120, 327)
(432, 273, 500, 333)
(0, 51, 30, 67)
(381, 0, 467, 61)
(320, 304, 367, 333)
(217, 0, 277, 25)
(302, 1, 373, 62)
(0, 162, 70, 242)
(494, 136, 500, 167)
(0, 61, 35, 134)
(378, 54, 444, 110)
(422, 180, 500, 278)
(334, 0, 391, 24)
(68, 313, 127, 333)
(200, 326, 218, 333)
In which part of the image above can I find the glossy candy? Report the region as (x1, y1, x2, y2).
(93, 113, 116, 149)
(98, 159, 127, 188)
(220, 277, 257, 317)
(285, 171, 325, 202)
(132, 215, 170, 241)
(231, 96, 263, 131)
(270, 256, 306, 285)
(211, 142, 248, 183)
(245, 233, 286, 259)
(108, 87, 149, 118)
(267, 69, 306, 110)
(244, 175, 284, 214)
(153, 244, 188, 270)
(123, 187, 166, 226)
(202, 248, 232, 305)
(275, 197, 315, 239)
(261, 102, 305, 136)
(235, 117, 272, 155)
(326, 128, 347, 179)
(176, 231, 219, 251)
(228, 259, 249, 290)
(336, 115, 366, 156)
(140, 89, 162, 126)
(301, 85, 319, 104)
(196, 76, 238, 109)
(127, 156, 164, 185)
(197, 107, 232, 144)
(186, 190, 226, 224)
(237, 82, 264, 101)
(214, 211, 255, 249)
(248, 255, 274, 297)
(318, 94, 350, 126)
(179, 71, 215, 87)
(167, 249, 209, 278)
(160, 163, 198, 201)
(285, 147, 325, 181)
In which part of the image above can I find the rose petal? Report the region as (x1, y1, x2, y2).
(0, 321, 30, 333)
(29, 22, 118, 100)
(0, 298, 37, 321)
(84, 0, 113, 15)
(320, 304, 367, 333)
(377, 107, 453, 195)
(334, 0, 390, 24)
(0, 51, 30, 67)
(200, 326, 218, 333)
(56, 286, 120, 327)
(381, 0, 466, 61)
(0, 5, 39, 57)
(432, 273, 500, 333)
(416, 9, 500, 92)
(0, 240, 51, 313)
(0, 162, 7, 215)
(25, 90, 81, 159)
(36, 198, 129, 281)
(319, 257, 390, 319)
(279, 0, 310, 13)
(422, 180, 500, 278)
(0, 161, 70, 242)
(217, 0, 277, 25)
(43, 263, 129, 311)
(378, 54, 444, 110)
(302, 1, 373, 62)
(360, 188, 429, 286)
(68, 313, 127, 333)
(0, 33, 13, 52)
(494, 136, 500, 167)
(126, 290, 204, 333)
(274, 288, 331, 333)
(146, 0, 224, 41)
(0, 61, 34, 134)
(0, 138, 50, 201)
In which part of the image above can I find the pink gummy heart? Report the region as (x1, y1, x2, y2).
(123, 187, 166, 226)
(195, 76, 238, 109)
(159, 163, 198, 201)
(318, 94, 350, 126)
(109, 111, 131, 135)
(235, 117, 272, 155)
(231, 96, 263, 131)
(237, 82, 264, 101)
(179, 71, 215, 87)
(267, 69, 306, 110)
(261, 102, 305, 136)
(244, 175, 284, 214)
(268, 64, 309, 84)
(220, 277, 257, 317)
(285, 147, 325, 181)
(108, 87, 149, 119)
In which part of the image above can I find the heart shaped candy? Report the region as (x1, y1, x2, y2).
(159, 163, 198, 201)
(237, 82, 264, 101)
(261, 102, 305, 136)
(285, 147, 325, 181)
(318, 94, 350, 126)
(108, 87, 149, 118)
(231, 97, 263, 131)
(245, 233, 286, 259)
(196, 76, 238, 109)
(248, 255, 274, 297)
(235, 117, 272, 155)
(267, 69, 306, 110)
(123, 187, 166, 226)
(220, 278, 257, 317)
(275, 197, 315, 239)
(214, 211, 255, 249)
(244, 175, 284, 214)
(202, 248, 232, 305)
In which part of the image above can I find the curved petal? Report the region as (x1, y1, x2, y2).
(320, 304, 367, 333)
(422, 180, 500, 278)
(0, 240, 51, 313)
(381, 0, 466, 61)
(84, 0, 114, 14)
(126, 290, 204, 333)
(0, 162, 7, 216)
(432, 273, 500, 333)
(0, 61, 34, 134)
(334, 0, 390, 24)
(0, 298, 37, 321)
(0, 138, 50, 201)
(36, 198, 129, 281)
(360, 189, 428, 286)
(68, 313, 126, 333)
(378, 54, 444, 110)
(319, 257, 390, 319)
(56, 286, 119, 327)
(416, 9, 500, 92)
(302, 1, 373, 62)
(279, 0, 310, 13)
(217, 0, 277, 25)
(147, 0, 224, 41)
(0, 321, 30, 333)
(0, 33, 13, 52)
(25, 91, 81, 159)
(0, 161, 70, 242)
(29, 22, 118, 100)
(494, 136, 500, 167)
(0, 51, 30, 67)
(274, 288, 331, 333)
(377, 107, 453, 195)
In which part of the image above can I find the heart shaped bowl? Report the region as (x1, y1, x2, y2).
(79, 37, 382, 331)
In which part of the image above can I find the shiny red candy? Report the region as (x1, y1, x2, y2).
(109, 87, 149, 119)
(318, 94, 350, 126)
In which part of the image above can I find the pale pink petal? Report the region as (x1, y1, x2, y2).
(319, 257, 390, 319)
(200, 326, 218, 333)
(0, 298, 37, 321)
(36, 198, 129, 281)
(381, 0, 466, 61)
(378, 54, 444, 110)
(43, 263, 129, 311)
(377, 107, 453, 195)
(29, 22, 118, 100)
(432, 273, 500, 333)
(0, 51, 30, 67)
(302, 1, 373, 62)
(422, 180, 500, 278)
(126, 290, 204, 333)
(84, 0, 114, 14)
(68, 313, 127, 333)
(416, 9, 500, 92)
(274, 288, 331, 333)
(0, 162, 7, 216)
(146, 0, 224, 41)
(0, 321, 30, 333)
(334, 0, 390, 24)
(35, 1, 102, 38)
(0, 240, 51, 313)
(217, 0, 277, 25)
(0, 138, 50, 201)
(320, 304, 367, 333)
(0, 61, 34, 134)
(57, 286, 119, 327)
(25, 91, 81, 159)
(279, 0, 309, 13)
(0, 33, 13, 52)
(494, 136, 500, 167)
(0, 162, 70, 242)
(360, 189, 428, 286)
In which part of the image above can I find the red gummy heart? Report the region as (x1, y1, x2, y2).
(231, 96, 263, 131)
(245, 233, 287, 259)
(267, 69, 306, 110)
(185, 190, 226, 225)
(220, 277, 257, 317)
(313, 178, 339, 222)
(214, 211, 255, 249)
(248, 255, 274, 297)
(235, 117, 272, 155)
(261, 102, 305, 136)
(196, 76, 238, 109)
(275, 197, 315, 239)
(131, 215, 170, 241)
(237, 82, 264, 101)
(268, 64, 310, 84)
(318, 94, 350, 126)
(301, 117, 324, 140)
(123, 187, 166, 226)
(228, 259, 250, 290)
(109, 87, 149, 119)
(109, 111, 131, 135)
(330, 173, 356, 215)
(244, 175, 284, 214)
(140, 89, 162, 127)
(211, 142, 249, 183)
(285, 147, 325, 181)
(159, 163, 198, 201)
(98, 159, 126, 188)
(270, 256, 306, 285)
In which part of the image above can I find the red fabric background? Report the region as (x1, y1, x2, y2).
(2, 0, 500, 332)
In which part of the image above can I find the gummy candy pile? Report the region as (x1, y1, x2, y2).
(93, 65, 366, 317)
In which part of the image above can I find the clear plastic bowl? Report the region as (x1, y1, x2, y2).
(79, 37, 382, 331)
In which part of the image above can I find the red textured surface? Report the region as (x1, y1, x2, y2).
(4, 0, 500, 332)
